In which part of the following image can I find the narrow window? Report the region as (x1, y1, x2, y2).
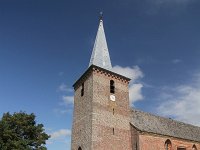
(113, 128, 115, 135)
(192, 145, 197, 150)
(165, 139, 172, 150)
(78, 147, 82, 150)
(110, 80, 115, 94)
(136, 142, 138, 150)
(113, 108, 114, 115)
(81, 83, 84, 96)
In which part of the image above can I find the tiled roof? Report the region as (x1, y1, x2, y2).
(130, 109, 200, 142)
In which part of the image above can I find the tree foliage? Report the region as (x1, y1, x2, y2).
(0, 112, 50, 150)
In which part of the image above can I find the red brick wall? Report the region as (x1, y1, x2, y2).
(131, 125, 139, 150)
(72, 67, 132, 150)
(91, 68, 132, 150)
(138, 133, 200, 150)
(71, 74, 93, 150)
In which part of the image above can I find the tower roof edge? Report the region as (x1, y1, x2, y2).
(73, 65, 131, 89)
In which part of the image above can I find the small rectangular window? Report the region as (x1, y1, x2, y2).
(110, 80, 115, 94)
(81, 83, 84, 96)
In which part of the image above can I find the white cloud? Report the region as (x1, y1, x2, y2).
(47, 129, 71, 149)
(157, 73, 200, 126)
(112, 65, 144, 81)
(129, 84, 144, 104)
(172, 59, 182, 64)
(58, 83, 73, 92)
(54, 96, 74, 114)
(112, 65, 144, 105)
(50, 129, 71, 140)
(53, 83, 74, 114)
(55, 83, 74, 114)
(62, 96, 74, 105)
(54, 80, 74, 115)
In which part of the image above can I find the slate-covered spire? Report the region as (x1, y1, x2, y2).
(89, 14, 112, 70)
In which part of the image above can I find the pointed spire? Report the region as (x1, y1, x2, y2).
(89, 13, 112, 70)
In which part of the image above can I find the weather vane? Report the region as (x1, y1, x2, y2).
(99, 11, 103, 20)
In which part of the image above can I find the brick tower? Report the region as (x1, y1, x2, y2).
(71, 16, 132, 150)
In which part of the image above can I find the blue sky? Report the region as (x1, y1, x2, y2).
(0, 0, 200, 149)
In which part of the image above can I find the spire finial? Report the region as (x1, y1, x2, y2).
(89, 12, 112, 70)
(99, 12, 103, 21)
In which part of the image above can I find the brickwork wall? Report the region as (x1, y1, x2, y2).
(71, 67, 132, 150)
(91, 69, 132, 150)
(138, 133, 200, 150)
(71, 66, 200, 150)
(131, 125, 139, 150)
(71, 74, 93, 150)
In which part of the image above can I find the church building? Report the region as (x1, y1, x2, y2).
(71, 16, 200, 150)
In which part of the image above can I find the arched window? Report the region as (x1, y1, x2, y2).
(78, 147, 82, 150)
(165, 139, 172, 150)
(110, 80, 115, 94)
(192, 145, 197, 150)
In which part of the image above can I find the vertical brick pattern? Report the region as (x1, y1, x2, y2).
(138, 133, 200, 150)
(71, 75, 93, 150)
(71, 67, 132, 150)
(131, 126, 139, 150)
(91, 70, 132, 150)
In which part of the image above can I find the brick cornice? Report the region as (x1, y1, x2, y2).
(73, 65, 131, 90)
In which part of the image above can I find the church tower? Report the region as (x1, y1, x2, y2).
(71, 16, 132, 150)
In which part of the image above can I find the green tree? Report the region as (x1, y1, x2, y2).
(0, 112, 50, 150)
